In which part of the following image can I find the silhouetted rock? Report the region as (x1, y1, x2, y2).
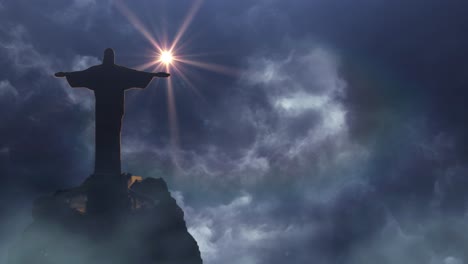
(8, 174, 202, 264)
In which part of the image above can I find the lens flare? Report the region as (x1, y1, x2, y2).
(160, 51, 173, 65)
(117, 0, 242, 169)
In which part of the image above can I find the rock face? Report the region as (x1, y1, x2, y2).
(8, 174, 203, 264)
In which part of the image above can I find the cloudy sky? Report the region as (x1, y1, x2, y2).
(1, 0, 468, 263)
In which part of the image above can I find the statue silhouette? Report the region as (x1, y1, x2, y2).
(55, 48, 169, 176)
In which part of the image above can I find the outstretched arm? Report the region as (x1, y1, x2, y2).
(54, 69, 95, 88)
(153, 72, 170, 78)
(54, 72, 68, 77)
(119, 66, 171, 90)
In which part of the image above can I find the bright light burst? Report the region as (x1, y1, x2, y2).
(159, 51, 174, 65)
(115, 0, 240, 168)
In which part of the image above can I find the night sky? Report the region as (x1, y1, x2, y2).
(1, 0, 468, 263)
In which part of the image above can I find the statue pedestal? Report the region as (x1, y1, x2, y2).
(84, 173, 130, 217)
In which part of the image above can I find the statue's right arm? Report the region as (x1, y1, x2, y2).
(54, 69, 94, 88)
(54, 72, 68, 77)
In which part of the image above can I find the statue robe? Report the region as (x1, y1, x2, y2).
(65, 64, 154, 176)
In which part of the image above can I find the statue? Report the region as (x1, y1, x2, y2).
(55, 48, 169, 176)
(8, 48, 202, 264)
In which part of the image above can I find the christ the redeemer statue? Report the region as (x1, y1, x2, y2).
(55, 48, 169, 176)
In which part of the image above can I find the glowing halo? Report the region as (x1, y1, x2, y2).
(159, 50, 174, 65)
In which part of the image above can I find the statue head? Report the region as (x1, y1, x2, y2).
(103, 48, 115, 65)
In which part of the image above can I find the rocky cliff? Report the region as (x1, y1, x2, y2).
(8, 174, 202, 264)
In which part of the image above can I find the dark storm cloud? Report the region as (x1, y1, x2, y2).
(2, 0, 468, 263)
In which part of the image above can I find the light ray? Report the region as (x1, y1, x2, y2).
(166, 72, 181, 167)
(135, 60, 158, 71)
(170, 64, 205, 100)
(176, 58, 241, 76)
(115, 0, 163, 51)
(179, 51, 227, 58)
(170, 0, 203, 52)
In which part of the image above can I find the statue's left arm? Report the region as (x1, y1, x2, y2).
(119, 66, 170, 90)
